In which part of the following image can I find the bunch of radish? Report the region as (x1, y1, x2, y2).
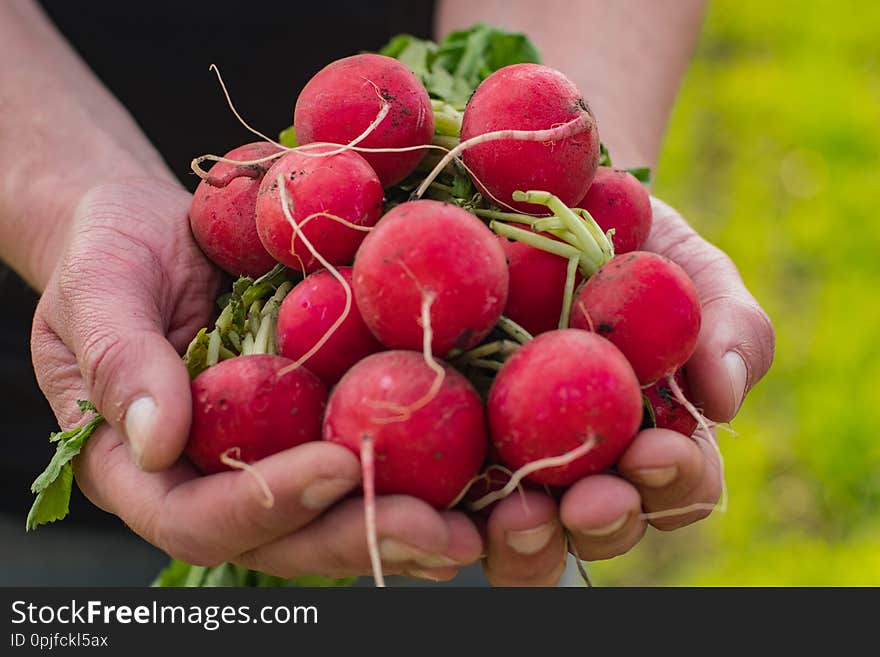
(181, 27, 711, 587)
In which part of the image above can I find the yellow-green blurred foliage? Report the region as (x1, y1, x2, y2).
(590, 0, 880, 585)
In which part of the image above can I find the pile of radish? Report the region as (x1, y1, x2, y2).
(178, 27, 713, 586)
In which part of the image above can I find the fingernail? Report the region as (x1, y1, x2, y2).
(406, 569, 443, 582)
(379, 539, 458, 568)
(505, 522, 555, 555)
(723, 351, 748, 413)
(579, 513, 629, 537)
(300, 478, 358, 511)
(124, 396, 157, 468)
(632, 466, 678, 487)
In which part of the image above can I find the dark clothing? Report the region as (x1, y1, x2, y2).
(1, 2, 433, 521)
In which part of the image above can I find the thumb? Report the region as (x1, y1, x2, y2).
(646, 198, 775, 422)
(52, 255, 194, 473)
(81, 327, 193, 472)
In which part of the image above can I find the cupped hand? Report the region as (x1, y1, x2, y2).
(481, 197, 775, 586)
(30, 178, 481, 581)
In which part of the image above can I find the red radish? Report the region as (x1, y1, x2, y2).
(576, 167, 652, 254)
(294, 53, 434, 187)
(276, 267, 383, 386)
(353, 200, 508, 356)
(487, 329, 642, 486)
(570, 251, 701, 385)
(498, 234, 583, 336)
(643, 369, 698, 436)
(189, 142, 280, 277)
(255, 147, 383, 274)
(459, 63, 600, 213)
(323, 351, 488, 509)
(187, 354, 327, 475)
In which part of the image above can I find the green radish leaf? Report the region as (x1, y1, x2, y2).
(278, 125, 297, 148)
(626, 166, 652, 184)
(152, 559, 357, 588)
(380, 24, 541, 106)
(452, 169, 476, 199)
(599, 142, 612, 167)
(26, 409, 104, 531)
(151, 559, 196, 587)
(378, 34, 418, 59)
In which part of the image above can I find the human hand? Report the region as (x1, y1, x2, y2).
(480, 197, 775, 586)
(30, 178, 482, 580)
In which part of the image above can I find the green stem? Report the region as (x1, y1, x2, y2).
(512, 190, 612, 268)
(455, 339, 520, 365)
(474, 208, 539, 225)
(247, 300, 263, 337)
(226, 330, 241, 352)
(434, 113, 462, 138)
(432, 101, 463, 137)
(573, 208, 615, 261)
(496, 316, 534, 345)
(559, 256, 580, 330)
(253, 282, 292, 355)
(491, 221, 599, 274)
(469, 358, 503, 371)
(530, 217, 567, 232)
(206, 329, 222, 367)
(431, 134, 460, 150)
(215, 303, 234, 333)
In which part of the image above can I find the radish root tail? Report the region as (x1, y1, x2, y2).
(361, 435, 386, 588)
(275, 184, 354, 379)
(220, 447, 275, 509)
(366, 265, 445, 424)
(414, 114, 593, 200)
(469, 436, 597, 511)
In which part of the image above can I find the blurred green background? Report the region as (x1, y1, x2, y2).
(589, 0, 880, 585)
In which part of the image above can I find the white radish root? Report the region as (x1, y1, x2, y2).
(208, 63, 285, 148)
(360, 435, 385, 588)
(469, 436, 598, 511)
(414, 114, 593, 200)
(366, 288, 445, 424)
(219, 447, 275, 509)
(444, 464, 521, 510)
(274, 183, 354, 380)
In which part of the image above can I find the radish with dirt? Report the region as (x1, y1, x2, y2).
(294, 53, 435, 188)
(458, 63, 600, 213)
(570, 251, 702, 385)
(189, 141, 280, 277)
(186, 354, 327, 475)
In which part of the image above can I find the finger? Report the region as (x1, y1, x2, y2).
(75, 429, 363, 565)
(560, 474, 646, 561)
(235, 497, 483, 580)
(31, 309, 94, 430)
(49, 195, 207, 471)
(616, 428, 723, 530)
(646, 198, 775, 421)
(482, 490, 566, 587)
